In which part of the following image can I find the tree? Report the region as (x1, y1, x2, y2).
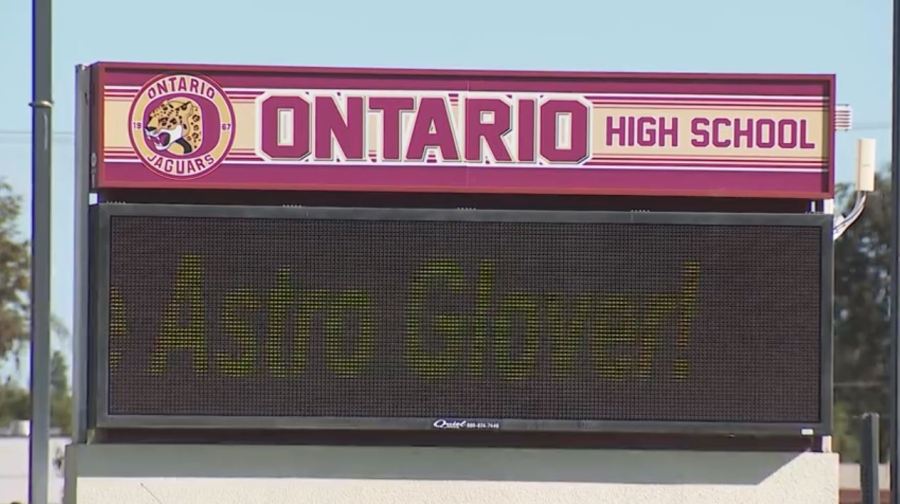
(50, 349, 72, 435)
(0, 350, 72, 435)
(0, 178, 73, 435)
(832, 168, 891, 461)
(0, 178, 30, 359)
(0, 377, 29, 427)
(0, 177, 70, 368)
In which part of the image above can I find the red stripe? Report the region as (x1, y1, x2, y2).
(584, 161, 824, 169)
(589, 101, 825, 107)
(591, 154, 822, 161)
(107, 155, 268, 162)
(589, 156, 823, 163)
(590, 101, 823, 108)
(107, 153, 822, 165)
(589, 160, 823, 166)
(104, 158, 822, 168)
(584, 94, 825, 102)
(589, 98, 824, 103)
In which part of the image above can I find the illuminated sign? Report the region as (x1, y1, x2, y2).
(89, 204, 832, 434)
(89, 62, 835, 198)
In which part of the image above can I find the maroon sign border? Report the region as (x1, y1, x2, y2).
(89, 61, 836, 199)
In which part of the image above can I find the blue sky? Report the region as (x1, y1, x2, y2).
(0, 0, 893, 383)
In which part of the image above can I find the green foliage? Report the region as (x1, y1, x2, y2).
(0, 178, 30, 359)
(0, 350, 72, 435)
(0, 178, 73, 436)
(0, 377, 29, 427)
(50, 350, 72, 435)
(0, 176, 70, 370)
(832, 168, 891, 462)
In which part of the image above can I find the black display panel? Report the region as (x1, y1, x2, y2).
(90, 204, 832, 434)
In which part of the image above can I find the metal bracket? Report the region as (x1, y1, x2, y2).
(834, 192, 867, 240)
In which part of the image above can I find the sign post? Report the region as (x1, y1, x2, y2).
(891, 0, 900, 502)
(29, 0, 52, 503)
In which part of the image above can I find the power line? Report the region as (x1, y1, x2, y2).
(0, 129, 73, 136)
(0, 129, 76, 146)
(0, 138, 74, 146)
(853, 122, 892, 131)
(835, 381, 889, 388)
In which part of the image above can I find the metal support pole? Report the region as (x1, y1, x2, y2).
(863, 413, 881, 504)
(29, 0, 52, 503)
(892, 0, 900, 501)
(72, 65, 90, 446)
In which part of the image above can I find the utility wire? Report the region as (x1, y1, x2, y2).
(0, 129, 74, 136)
(835, 381, 889, 388)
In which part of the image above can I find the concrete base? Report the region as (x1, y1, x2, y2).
(65, 444, 840, 504)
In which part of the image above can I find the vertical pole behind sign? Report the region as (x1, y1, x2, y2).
(862, 413, 881, 504)
(29, 0, 52, 503)
(892, 0, 900, 502)
(72, 65, 90, 445)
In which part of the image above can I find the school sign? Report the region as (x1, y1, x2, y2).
(89, 62, 835, 198)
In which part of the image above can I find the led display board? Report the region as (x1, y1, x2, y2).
(88, 203, 832, 434)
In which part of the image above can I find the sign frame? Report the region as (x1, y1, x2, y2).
(88, 203, 834, 435)
(88, 61, 837, 200)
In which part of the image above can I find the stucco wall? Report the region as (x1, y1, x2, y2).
(0, 437, 69, 504)
(65, 444, 839, 504)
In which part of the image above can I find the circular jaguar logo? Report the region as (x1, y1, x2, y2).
(129, 73, 235, 179)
